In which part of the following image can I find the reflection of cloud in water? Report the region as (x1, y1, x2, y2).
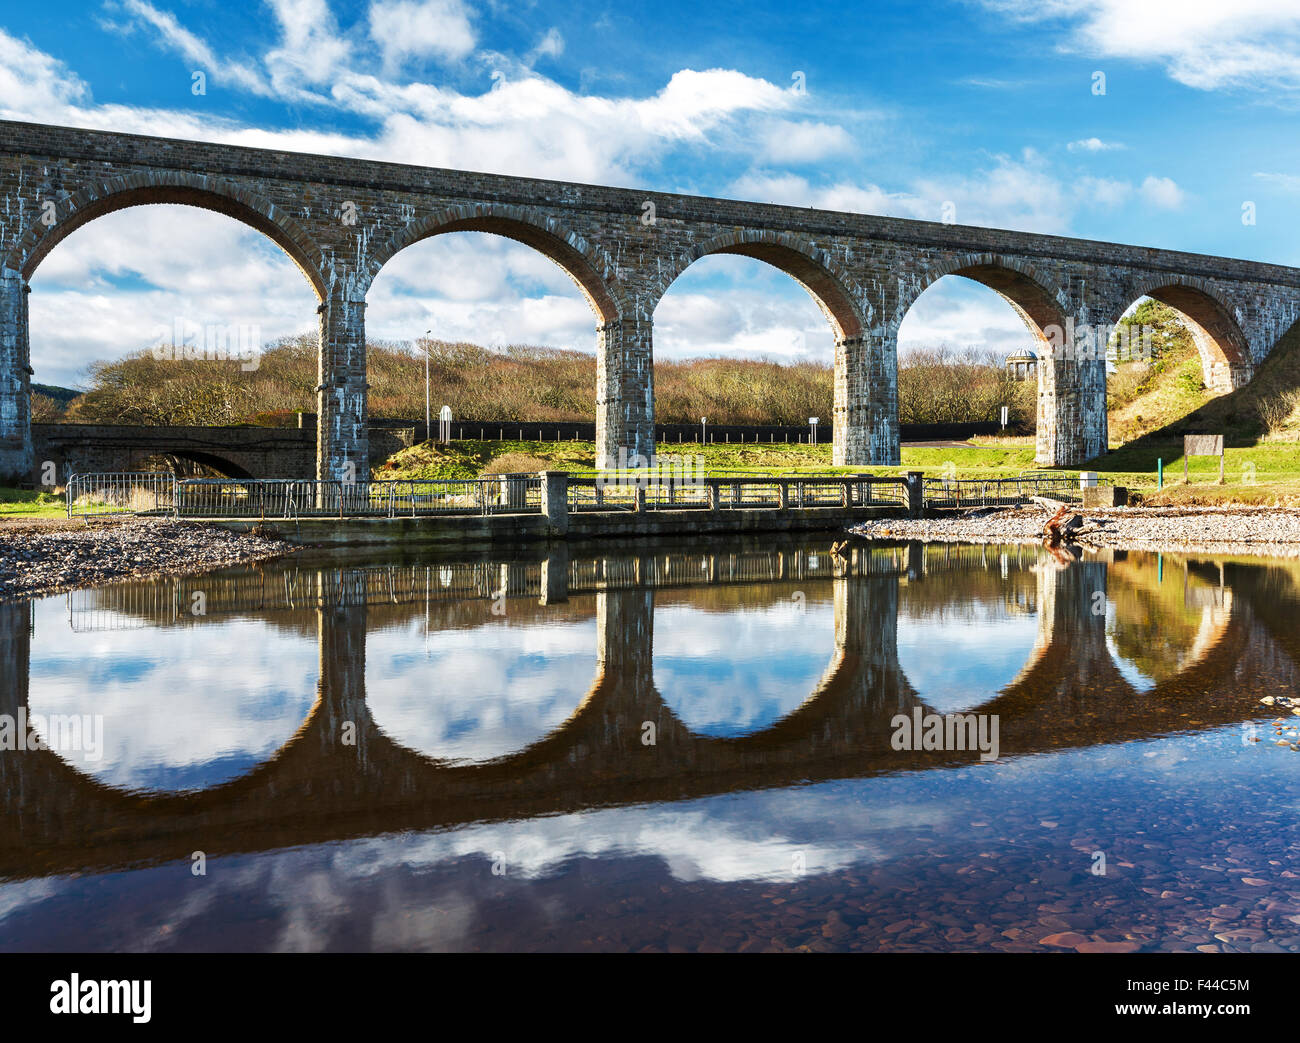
(365, 617, 597, 764)
(26, 598, 317, 793)
(653, 601, 833, 737)
(896, 602, 1039, 714)
(1106, 601, 1158, 692)
(1, 723, 1283, 952)
(1105, 594, 1228, 692)
(0, 779, 955, 950)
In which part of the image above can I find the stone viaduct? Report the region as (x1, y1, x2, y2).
(5, 119, 1300, 483)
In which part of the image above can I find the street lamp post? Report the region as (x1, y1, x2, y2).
(423, 329, 431, 442)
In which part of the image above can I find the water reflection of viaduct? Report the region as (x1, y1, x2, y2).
(1, 545, 1293, 880)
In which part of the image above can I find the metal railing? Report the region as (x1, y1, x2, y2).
(66, 471, 906, 520)
(66, 472, 178, 518)
(67, 546, 916, 629)
(568, 475, 906, 512)
(923, 474, 1084, 509)
(173, 475, 543, 519)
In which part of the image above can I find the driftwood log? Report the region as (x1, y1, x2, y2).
(1031, 496, 1084, 547)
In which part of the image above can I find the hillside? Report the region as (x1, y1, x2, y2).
(41, 334, 1029, 430)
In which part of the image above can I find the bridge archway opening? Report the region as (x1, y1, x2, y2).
(24, 592, 321, 794)
(894, 546, 1043, 712)
(132, 451, 255, 480)
(364, 228, 611, 445)
(661, 238, 864, 342)
(896, 268, 1062, 437)
(364, 606, 597, 765)
(1103, 553, 1233, 691)
(651, 254, 841, 433)
(25, 203, 321, 431)
(1112, 288, 1251, 408)
(652, 582, 837, 738)
(367, 214, 620, 326)
(19, 186, 326, 299)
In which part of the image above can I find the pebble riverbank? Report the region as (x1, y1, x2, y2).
(0, 519, 296, 602)
(848, 505, 1300, 556)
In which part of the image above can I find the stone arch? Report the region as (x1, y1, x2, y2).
(894, 252, 1070, 344)
(651, 229, 868, 341)
(360, 204, 623, 324)
(6, 171, 328, 299)
(131, 450, 256, 480)
(1115, 275, 1252, 392)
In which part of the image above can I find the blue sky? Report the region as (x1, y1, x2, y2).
(6, 0, 1300, 386)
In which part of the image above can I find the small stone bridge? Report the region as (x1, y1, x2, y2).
(31, 421, 411, 481)
(5, 119, 1300, 483)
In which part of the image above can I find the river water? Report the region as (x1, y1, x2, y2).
(1, 539, 1297, 952)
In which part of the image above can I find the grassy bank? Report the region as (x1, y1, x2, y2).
(0, 488, 67, 519)
(375, 437, 1044, 480)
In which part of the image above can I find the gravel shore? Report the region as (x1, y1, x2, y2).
(848, 505, 1300, 557)
(0, 518, 296, 602)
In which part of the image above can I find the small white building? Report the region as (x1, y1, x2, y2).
(1005, 349, 1038, 381)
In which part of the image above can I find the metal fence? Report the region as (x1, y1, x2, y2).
(923, 474, 1084, 509)
(66, 547, 917, 629)
(65, 473, 544, 520)
(568, 475, 906, 512)
(64, 471, 915, 520)
(66, 472, 178, 518)
(174, 475, 542, 519)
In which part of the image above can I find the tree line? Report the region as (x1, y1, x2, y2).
(33, 335, 1036, 430)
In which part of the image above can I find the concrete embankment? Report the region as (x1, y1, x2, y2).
(208, 503, 899, 548)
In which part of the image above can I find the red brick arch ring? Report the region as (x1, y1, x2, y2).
(5, 171, 330, 300)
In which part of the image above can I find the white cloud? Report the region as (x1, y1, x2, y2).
(1139, 174, 1187, 209)
(0, 29, 91, 112)
(1067, 137, 1124, 152)
(527, 27, 565, 64)
(897, 277, 1037, 356)
(735, 157, 1186, 235)
(1253, 171, 1300, 192)
(265, 0, 353, 90)
(114, 0, 273, 96)
(1078, 175, 1132, 208)
(729, 172, 933, 220)
(759, 119, 855, 164)
(28, 207, 320, 387)
(735, 151, 1083, 233)
(981, 0, 1300, 92)
(368, 0, 476, 69)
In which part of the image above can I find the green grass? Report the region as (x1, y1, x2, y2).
(372, 433, 1300, 507)
(0, 487, 67, 518)
(375, 437, 1045, 481)
(375, 439, 596, 479)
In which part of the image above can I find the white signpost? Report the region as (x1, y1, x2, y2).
(439, 405, 452, 444)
